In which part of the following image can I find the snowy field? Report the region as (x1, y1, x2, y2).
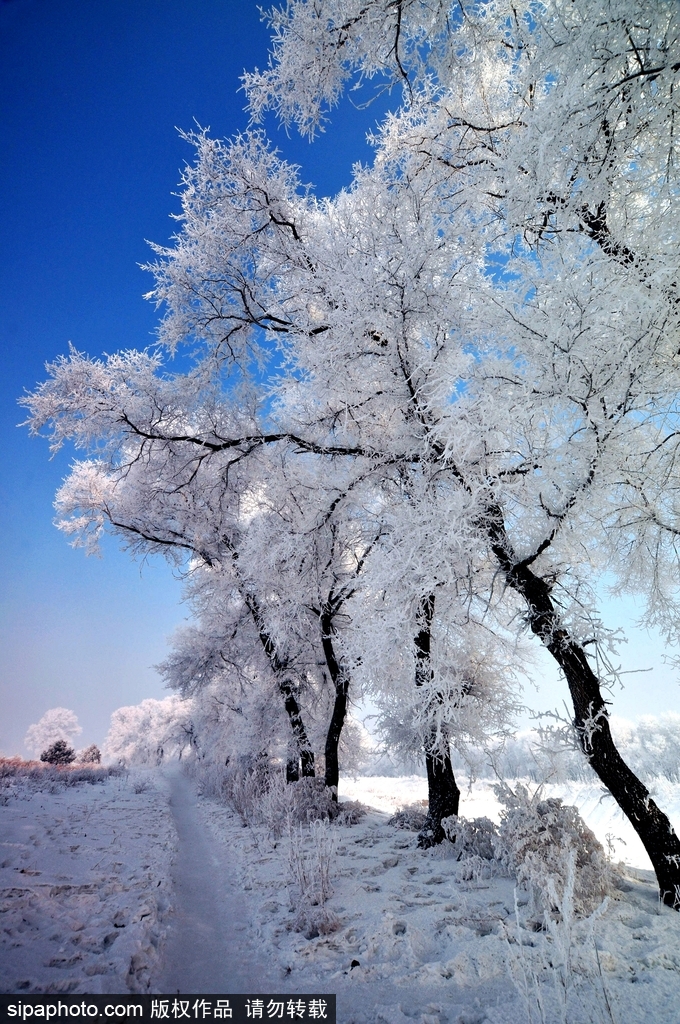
(0, 766, 175, 994)
(3, 765, 680, 1023)
(339, 775, 680, 872)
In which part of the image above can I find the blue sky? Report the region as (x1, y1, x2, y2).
(0, 0, 395, 754)
(0, 0, 677, 757)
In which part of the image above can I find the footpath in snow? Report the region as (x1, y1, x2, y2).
(157, 767, 278, 994)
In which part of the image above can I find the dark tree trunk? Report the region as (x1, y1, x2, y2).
(415, 594, 461, 848)
(321, 607, 349, 799)
(242, 588, 315, 781)
(323, 682, 348, 797)
(279, 676, 316, 780)
(420, 741, 461, 846)
(489, 508, 680, 908)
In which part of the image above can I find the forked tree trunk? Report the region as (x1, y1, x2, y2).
(415, 594, 461, 847)
(489, 511, 680, 908)
(249, 602, 315, 778)
(321, 607, 349, 799)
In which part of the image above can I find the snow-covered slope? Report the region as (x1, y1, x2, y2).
(0, 767, 175, 994)
(198, 781, 680, 1024)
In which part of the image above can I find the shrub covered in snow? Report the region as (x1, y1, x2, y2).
(222, 760, 365, 832)
(287, 819, 339, 939)
(40, 739, 76, 765)
(435, 786, 617, 911)
(439, 814, 504, 881)
(442, 814, 498, 862)
(387, 802, 428, 831)
(0, 757, 123, 801)
(221, 755, 271, 824)
(495, 783, 616, 915)
(78, 743, 101, 764)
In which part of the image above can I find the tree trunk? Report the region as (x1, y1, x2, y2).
(420, 740, 461, 846)
(323, 682, 348, 798)
(321, 608, 349, 799)
(241, 587, 315, 781)
(229, 547, 316, 783)
(489, 510, 680, 907)
(277, 675, 315, 779)
(415, 594, 461, 848)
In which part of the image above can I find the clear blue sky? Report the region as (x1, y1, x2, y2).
(0, 0, 676, 757)
(0, 0, 395, 754)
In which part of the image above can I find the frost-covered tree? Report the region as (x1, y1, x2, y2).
(78, 744, 102, 764)
(237, 464, 385, 795)
(158, 558, 320, 781)
(158, 456, 381, 794)
(103, 696, 198, 766)
(24, 0, 680, 905)
(240, 0, 680, 904)
(25, 708, 82, 759)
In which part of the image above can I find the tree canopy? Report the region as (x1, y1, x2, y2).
(24, 0, 680, 904)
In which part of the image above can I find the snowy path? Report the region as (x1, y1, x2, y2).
(156, 769, 278, 995)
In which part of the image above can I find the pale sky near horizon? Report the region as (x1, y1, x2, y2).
(1, 0, 678, 758)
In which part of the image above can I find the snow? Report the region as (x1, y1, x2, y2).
(157, 767, 279, 994)
(0, 767, 175, 994)
(200, 777, 680, 1024)
(3, 765, 680, 1023)
(339, 776, 680, 873)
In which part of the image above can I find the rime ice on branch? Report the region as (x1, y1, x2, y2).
(24, 0, 680, 904)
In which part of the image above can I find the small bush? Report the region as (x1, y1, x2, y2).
(442, 815, 499, 860)
(495, 783, 615, 916)
(79, 744, 101, 764)
(222, 757, 271, 824)
(189, 760, 229, 800)
(440, 815, 503, 880)
(40, 739, 76, 765)
(388, 802, 428, 831)
(335, 799, 366, 825)
(506, 846, 619, 1024)
(220, 761, 366, 834)
(288, 819, 339, 938)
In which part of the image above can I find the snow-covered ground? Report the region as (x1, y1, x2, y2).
(339, 775, 680, 871)
(0, 766, 175, 994)
(199, 776, 680, 1024)
(3, 765, 680, 1023)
